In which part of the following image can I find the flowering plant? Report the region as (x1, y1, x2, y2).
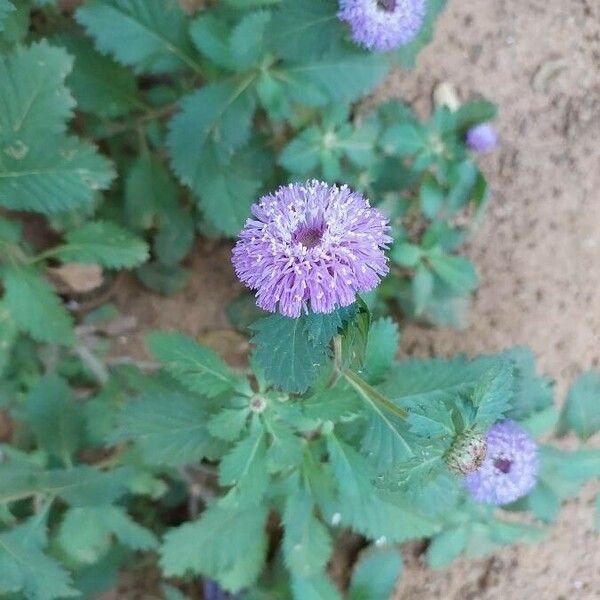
(0, 1, 598, 600)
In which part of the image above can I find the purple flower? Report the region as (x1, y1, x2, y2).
(464, 420, 539, 506)
(232, 181, 391, 318)
(337, 0, 427, 52)
(466, 123, 499, 152)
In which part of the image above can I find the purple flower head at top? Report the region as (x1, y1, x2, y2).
(337, 0, 427, 52)
(232, 181, 391, 318)
(466, 122, 499, 152)
(464, 420, 539, 506)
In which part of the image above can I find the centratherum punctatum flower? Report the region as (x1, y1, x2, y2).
(232, 181, 391, 318)
(337, 0, 427, 53)
(466, 122, 499, 152)
(464, 420, 539, 506)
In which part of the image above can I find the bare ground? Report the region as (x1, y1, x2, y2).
(109, 0, 600, 597)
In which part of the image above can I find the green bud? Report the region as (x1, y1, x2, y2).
(444, 429, 487, 476)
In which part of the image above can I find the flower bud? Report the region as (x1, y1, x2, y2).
(444, 429, 488, 476)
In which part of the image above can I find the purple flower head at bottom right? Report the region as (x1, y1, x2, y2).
(466, 122, 499, 152)
(464, 420, 539, 505)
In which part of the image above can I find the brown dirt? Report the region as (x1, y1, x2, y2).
(107, 1, 600, 598)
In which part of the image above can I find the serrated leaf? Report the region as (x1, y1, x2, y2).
(472, 361, 514, 426)
(196, 144, 263, 236)
(0, 135, 115, 213)
(250, 314, 331, 394)
(160, 503, 268, 591)
(76, 0, 196, 74)
(189, 13, 233, 69)
(25, 375, 84, 462)
(167, 79, 257, 190)
(0, 522, 78, 600)
(2, 265, 74, 344)
(148, 332, 251, 397)
(382, 122, 428, 156)
(230, 10, 271, 69)
(287, 49, 389, 105)
(264, 414, 304, 472)
(208, 408, 250, 442)
(219, 424, 269, 505)
(558, 370, 600, 440)
(327, 436, 438, 542)
(283, 488, 332, 578)
(58, 505, 157, 565)
(362, 317, 399, 384)
(349, 548, 402, 600)
(267, 0, 341, 61)
(57, 32, 143, 117)
(55, 221, 148, 268)
(0, 463, 129, 506)
(111, 393, 213, 466)
(0, 42, 114, 213)
(154, 205, 195, 266)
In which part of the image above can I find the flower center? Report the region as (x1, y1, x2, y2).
(493, 457, 512, 474)
(377, 0, 397, 12)
(294, 225, 324, 249)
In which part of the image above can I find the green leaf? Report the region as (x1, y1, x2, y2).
(362, 317, 399, 384)
(455, 100, 498, 134)
(291, 574, 342, 600)
(25, 375, 84, 463)
(167, 79, 257, 189)
(160, 503, 268, 591)
(230, 10, 271, 69)
(250, 314, 331, 394)
(428, 254, 478, 293)
(426, 526, 468, 568)
(0, 301, 16, 377)
(349, 548, 402, 600)
(0, 136, 115, 214)
(154, 206, 195, 266)
(0, 42, 114, 213)
(189, 13, 233, 69)
(57, 32, 144, 117)
(267, 0, 341, 61)
(0, 0, 15, 33)
(327, 436, 438, 542)
(111, 393, 213, 466)
(2, 265, 74, 344)
(76, 0, 197, 74)
(0, 463, 129, 506)
(283, 489, 332, 578)
(147, 331, 251, 397)
(196, 144, 264, 236)
(391, 243, 422, 268)
(471, 361, 514, 427)
(0, 522, 78, 600)
(279, 127, 322, 174)
(219, 424, 269, 505)
(382, 123, 427, 156)
(55, 221, 148, 268)
(420, 174, 445, 218)
(412, 263, 434, 315)
(58, 505, 157, 564)
(208, 408, 250, 442)
(558, 370, 600, 440)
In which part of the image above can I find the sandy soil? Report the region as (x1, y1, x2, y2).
(109, 0, 600, 598)
(390, 0, 600, 598)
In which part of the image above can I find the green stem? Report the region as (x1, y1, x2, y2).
(343, 369, 408, 420)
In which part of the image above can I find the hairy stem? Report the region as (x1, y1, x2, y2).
(343, 369, 408, 420)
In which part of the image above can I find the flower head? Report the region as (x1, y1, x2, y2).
(338, 0, 427, 52)
(232, 181, 391, 318)
(445, 428, 488, 476)
(466, 122, 499, 152)
(464, 420, 539, 505)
